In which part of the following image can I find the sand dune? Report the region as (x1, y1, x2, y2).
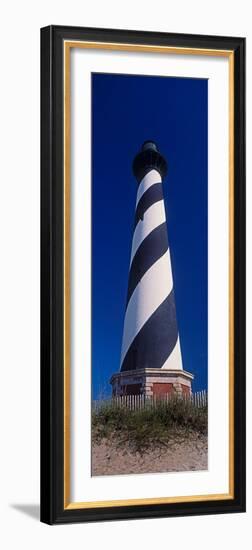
(92, 434, 208, 476)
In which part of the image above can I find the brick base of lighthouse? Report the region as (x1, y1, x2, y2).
(110, 369, 194, 398)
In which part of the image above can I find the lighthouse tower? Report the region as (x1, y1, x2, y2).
(110, 141, 193, 398)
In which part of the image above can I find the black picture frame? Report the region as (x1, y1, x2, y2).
(41, 25, 246, 525)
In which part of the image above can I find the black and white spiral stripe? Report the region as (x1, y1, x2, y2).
(120, 169, 183, 373)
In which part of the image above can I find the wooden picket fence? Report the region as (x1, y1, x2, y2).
(92, 390, 207, 412)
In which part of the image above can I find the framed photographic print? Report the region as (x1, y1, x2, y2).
(40, 25, 246, 524)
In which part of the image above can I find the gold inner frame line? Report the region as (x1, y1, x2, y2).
(63, 40, 234, 510)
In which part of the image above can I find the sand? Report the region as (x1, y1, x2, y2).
(92, 433, 208, 476)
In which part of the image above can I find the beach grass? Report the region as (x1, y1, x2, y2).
(92, 397, 207, 453)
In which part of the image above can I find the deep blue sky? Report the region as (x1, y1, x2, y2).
(92, 73, 208, 399)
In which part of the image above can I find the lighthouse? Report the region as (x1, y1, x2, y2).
(110, 141, 194, 397)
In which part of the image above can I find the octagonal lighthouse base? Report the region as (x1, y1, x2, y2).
(110, 368, 194, 398)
